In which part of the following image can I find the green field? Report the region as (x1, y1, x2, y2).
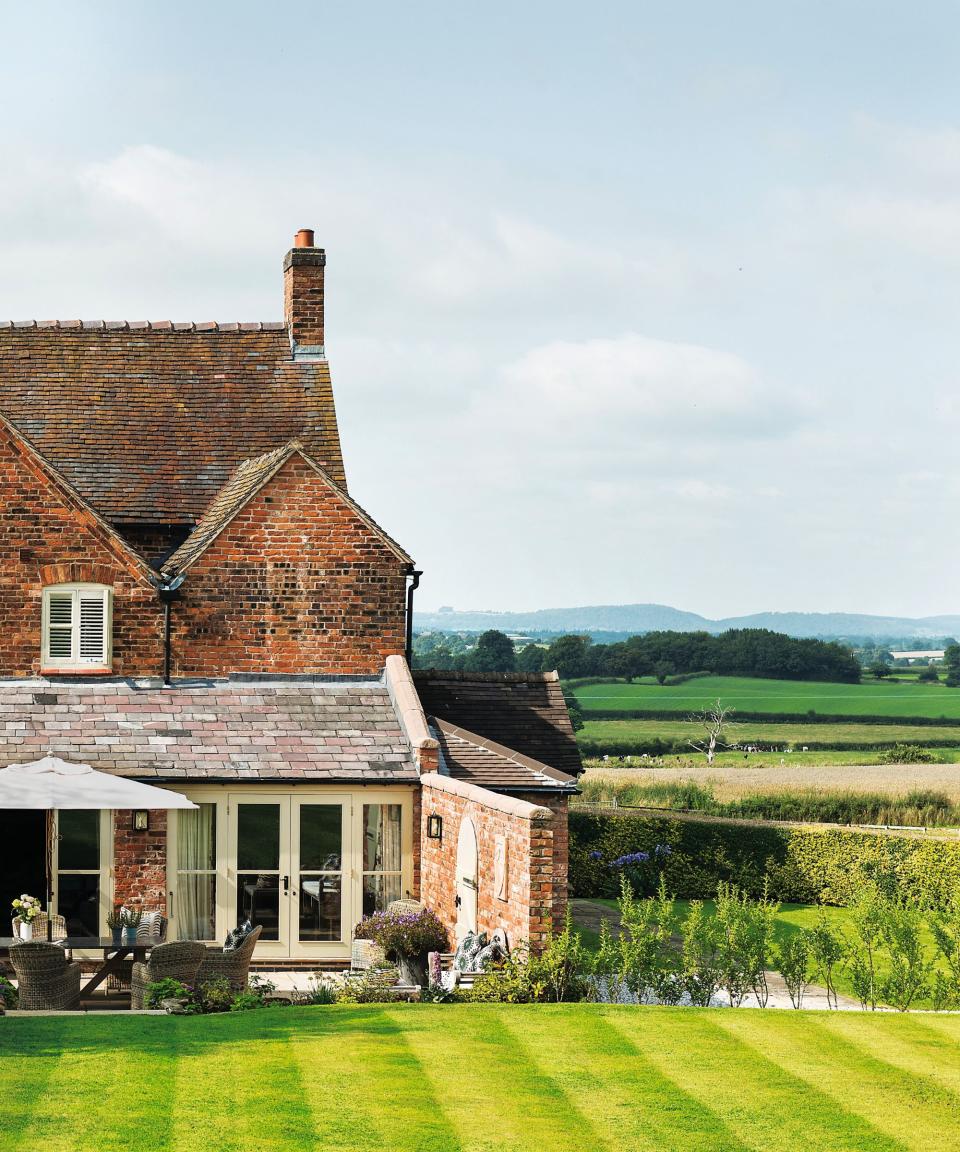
(580, 716, 960, 755)
(573, 676, 960, 719)
(5, 1006, 960, 1151)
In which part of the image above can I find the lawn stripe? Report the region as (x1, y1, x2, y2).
(287, 1005, 459, 1152)
(0, 1020, 68, 1151)
(606, 1008, 903, 1152)
(385, 1004, 607, 1152)
(167, 1013, 319, 1152)
(812, 1012, 960, 1096)
(4, 1018, 180, 1152)
(497, 1005, 752, 1151)
(713, 1010, 960, 1151)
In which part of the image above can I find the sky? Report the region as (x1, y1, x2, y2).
(1, 2, 959, 618)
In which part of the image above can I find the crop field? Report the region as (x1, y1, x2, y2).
(580, 761, 960, 802)
(573, 676, 960, 720)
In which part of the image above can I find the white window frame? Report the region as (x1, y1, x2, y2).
(41, 583, 113, 672)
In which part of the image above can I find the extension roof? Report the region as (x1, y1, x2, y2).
(161, 441, 412, 577)
(0, 324, 345, 525)
(0, 677, 418, 783)
(433, 719, 577, 794)
(414, 670, 583, 777)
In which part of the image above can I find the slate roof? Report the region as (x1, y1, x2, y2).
(0, 326, 345, 524)
(0, 678, 418, 783)
(434, 719, 577, 793)
(414, 671, 583, 777)
(161, 441, 412, 577)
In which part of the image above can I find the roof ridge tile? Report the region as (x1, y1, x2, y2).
(0, 320, 289, 332)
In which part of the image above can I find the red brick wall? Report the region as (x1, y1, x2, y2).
(0, 427, 407, 679)
(0, 421, 163, 677)
(419, 776, 563, 953)
(169, 456, 408, 677)
(112, 811, 168, 912)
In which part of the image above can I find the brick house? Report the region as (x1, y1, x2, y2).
(0, 231, 580, 962)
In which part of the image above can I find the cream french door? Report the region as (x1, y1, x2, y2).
(169, 787, 414, 959)
(227, 794, 350, 959)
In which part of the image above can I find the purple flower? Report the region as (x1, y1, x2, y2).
(589, 850, 604, 861)
(654, 844, 672, 857)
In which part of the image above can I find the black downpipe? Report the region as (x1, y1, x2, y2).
(405, 568, 423, 666)
(163, 599, 172, 686)
(156, 574, 185, 686)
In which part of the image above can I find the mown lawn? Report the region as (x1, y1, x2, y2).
(4, 1006, 960, 1151)
(573, 675, 960, 719)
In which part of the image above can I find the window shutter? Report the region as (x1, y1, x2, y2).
(47, 592, 74, 661)
(78, 591, 107, 663)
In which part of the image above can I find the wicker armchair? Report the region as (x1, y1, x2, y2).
(195, 925, 263, 993)
(130, 941, 207, 1010)
(9, 941, 81, 1010)
(12, 913, 67, 941)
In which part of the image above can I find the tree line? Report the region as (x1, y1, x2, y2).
(413, 627, 862, 683)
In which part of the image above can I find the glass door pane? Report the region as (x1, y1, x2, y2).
(176, 804, 217, 941)
(57, 810, 101, 936)
(236, 802, 283, 942)
(296, 803, 343, 943)
(362, 803, 403, 917)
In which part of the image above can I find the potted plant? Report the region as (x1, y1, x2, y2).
(354, 906, 448, 988)
(107, 905, 123, 945)
(122, 907, 142, 945)
(11, 894, 41, 940)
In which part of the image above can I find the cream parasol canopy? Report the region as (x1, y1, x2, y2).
(0, 755, 196, 939)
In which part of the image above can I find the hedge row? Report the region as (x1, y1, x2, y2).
(580, 708, 960, 725)
(569, 809, 960, 908)
(576, 736, 960, 758)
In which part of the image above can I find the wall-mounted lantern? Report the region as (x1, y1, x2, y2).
(427, 814, 443, 840)
(132, 810, 150, 832)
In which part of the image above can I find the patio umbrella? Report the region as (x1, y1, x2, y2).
(0, 755, 197, 940)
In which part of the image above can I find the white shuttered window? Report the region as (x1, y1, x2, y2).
(42, 585, 112, 670)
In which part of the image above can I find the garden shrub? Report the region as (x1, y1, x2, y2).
(468, 910, 588, 1003)
(571, 809, 960, 908)
(0, 975, 17, 1010)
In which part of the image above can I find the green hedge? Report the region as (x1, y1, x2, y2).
(569, 809, 960, 908)
(576, 736, 960, 758)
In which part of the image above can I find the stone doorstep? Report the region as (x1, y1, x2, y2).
(5, 1009, 166, 1016)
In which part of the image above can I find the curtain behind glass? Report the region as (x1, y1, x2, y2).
(177, 805, 215, 939)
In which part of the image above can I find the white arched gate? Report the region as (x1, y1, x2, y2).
(455, 816, 479, 940)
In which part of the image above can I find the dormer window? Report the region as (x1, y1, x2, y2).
(41, 584, 112, 671)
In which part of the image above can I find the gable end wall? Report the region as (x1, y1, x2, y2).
(169, 456, 408, 676)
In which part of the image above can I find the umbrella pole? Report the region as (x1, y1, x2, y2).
(46, 810, 54, 942)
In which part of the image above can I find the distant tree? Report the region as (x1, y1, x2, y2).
(689, 700, 735, 765)
(466, 630, 516, 673)
(516, 643, 547, 674)
(654, 660, 675, 685)
(562, 691, 584, 732)
(869, 662, 892, 680)
(918, 663, 940, 683)
(546, 635, 592, 679)
(944, 644, 960, 688)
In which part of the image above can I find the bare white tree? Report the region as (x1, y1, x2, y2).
(688, 700, 735, 764)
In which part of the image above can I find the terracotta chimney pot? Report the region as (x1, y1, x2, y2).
(294, 228, 315, 249)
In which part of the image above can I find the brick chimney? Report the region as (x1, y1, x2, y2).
(283, 228, 326, 356)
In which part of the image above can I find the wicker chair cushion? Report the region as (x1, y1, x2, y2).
(223, 918, 253, 953)
(136, 911, 165, 941)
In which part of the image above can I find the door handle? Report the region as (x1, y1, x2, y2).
(282, 875, 289, 894)
(454, 895, 462, 908)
